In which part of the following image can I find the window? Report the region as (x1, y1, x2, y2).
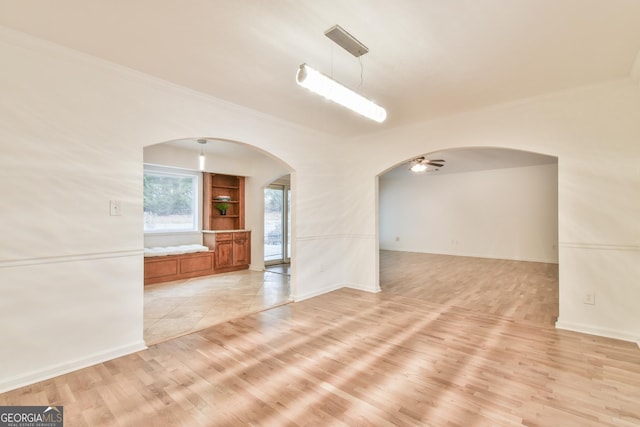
(144, 168, 198, 232)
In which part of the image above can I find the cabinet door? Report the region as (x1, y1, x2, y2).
(233, 236, 248, 266)
(215, 240, 233, 269)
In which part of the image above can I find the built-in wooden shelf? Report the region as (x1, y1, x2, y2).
(203, 173, 245, 231)
(201, 173, 250, 275)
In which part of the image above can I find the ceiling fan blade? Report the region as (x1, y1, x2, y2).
(427, 162, 444, 167)
(428, 159, 445, 163)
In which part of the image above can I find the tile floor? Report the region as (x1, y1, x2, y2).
(144, 267, 290, 345)
(265, 263, 291, 276)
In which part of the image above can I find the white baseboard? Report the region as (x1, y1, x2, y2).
(555, 320, 638, 344)
(294, 284, 343, 302)
(0, 341, 147, 393)
(344, 282, 381, 293)
(294, 282, 381, 302)
(379, 248, 558, 265)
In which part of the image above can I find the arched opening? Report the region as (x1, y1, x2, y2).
(377, 147, 559, 325)
(142, 137, 294, 345)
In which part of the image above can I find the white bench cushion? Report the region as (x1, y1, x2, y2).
(144, 244, 210, 257)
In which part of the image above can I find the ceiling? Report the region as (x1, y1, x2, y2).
(164, 138, 271, 160)
(1, 0, 640, 139)
(382, 147, 557, 178)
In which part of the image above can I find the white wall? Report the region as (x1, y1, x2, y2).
(0, 26, 345, 392)
(379, 164, 559, 263)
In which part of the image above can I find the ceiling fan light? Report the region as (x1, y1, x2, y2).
(410, 163, 428, 173)
(296, 64, 387, 123)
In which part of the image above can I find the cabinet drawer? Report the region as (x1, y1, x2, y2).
(215, 233, 233, 242)
(233, 231, 248, 241)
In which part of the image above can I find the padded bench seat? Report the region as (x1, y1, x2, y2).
(144, 244, 210, 257)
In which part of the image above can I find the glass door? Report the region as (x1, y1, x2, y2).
(264, 184, 290, 265)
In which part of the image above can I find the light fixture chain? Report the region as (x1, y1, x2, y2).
(330, 43, 334, 78)
(359, 56, 363, 94)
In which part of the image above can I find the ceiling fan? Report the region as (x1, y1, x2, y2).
(409, 156, 445, 173)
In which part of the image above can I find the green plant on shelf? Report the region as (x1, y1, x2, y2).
(214, 203, 230, 215)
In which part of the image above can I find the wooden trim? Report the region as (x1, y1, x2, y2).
(238, 176, 245, 229)
(202, 172, 212, 230)
(144, 251, 215, 285)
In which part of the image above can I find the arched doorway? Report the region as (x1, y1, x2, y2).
(142, 138, 294, 344)
(377, 147, 559, 325)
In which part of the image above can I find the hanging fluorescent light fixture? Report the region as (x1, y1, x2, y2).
(197, 139, 207, 171)
(296, 63, 387, 123)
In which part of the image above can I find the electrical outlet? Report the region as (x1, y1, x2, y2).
(110, 200, 122, 216)
(583, 292, 595, 305)
(395, 236, 400, 242)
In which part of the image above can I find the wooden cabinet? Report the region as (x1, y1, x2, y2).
(203, 173, 245, 231)
(232, 232, 250, 266)
(213, 233, 234, 269)
(211, 231, 251, 273)
(202, 172, 250, 274)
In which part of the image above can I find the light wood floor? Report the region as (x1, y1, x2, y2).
(380, 251, 559, 326)
(2, 252, 639, 426)
(145, 269, 290, 345)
